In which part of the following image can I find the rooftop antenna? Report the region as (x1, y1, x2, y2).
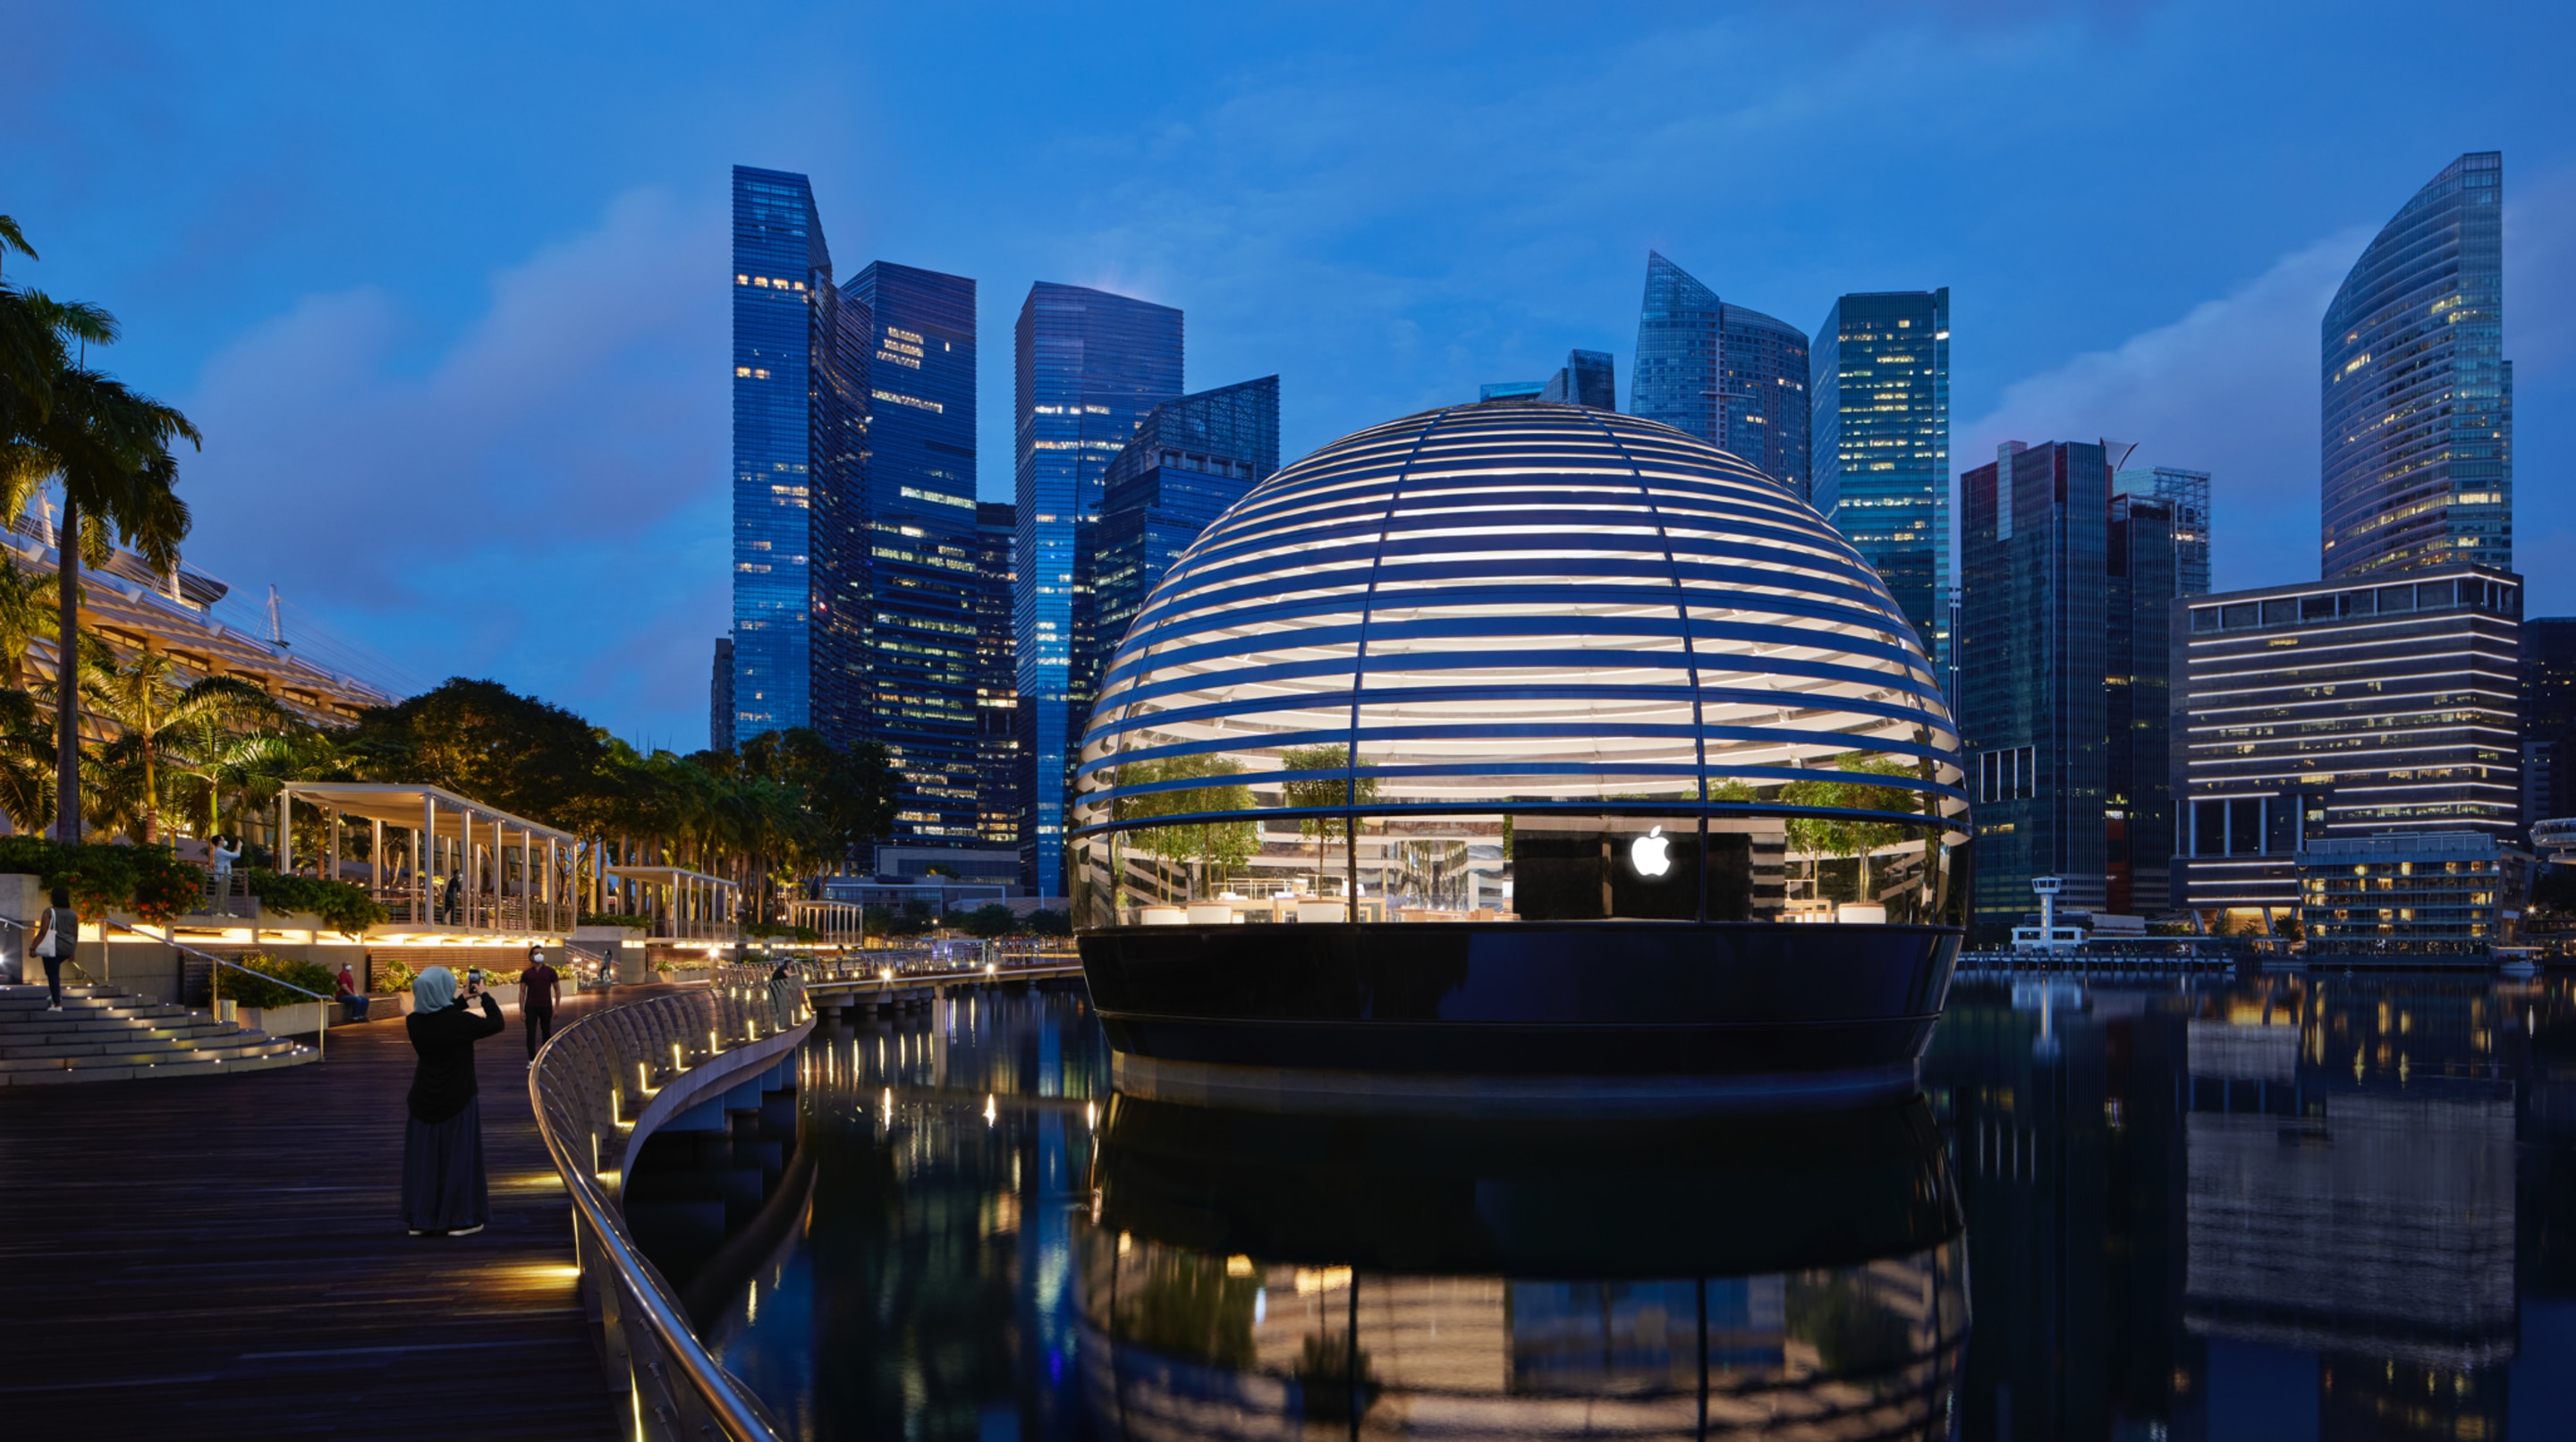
(267, 585, 291, 648)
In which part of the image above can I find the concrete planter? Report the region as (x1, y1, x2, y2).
(655, 966, 711, 986)
(237, 1001, 326, 1037)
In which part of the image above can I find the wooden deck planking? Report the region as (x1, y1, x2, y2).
(0, 988, 676, 1439)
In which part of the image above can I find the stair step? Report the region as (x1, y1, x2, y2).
(0, 1047, 315, 1084)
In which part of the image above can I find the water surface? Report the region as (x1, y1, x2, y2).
(636, 972, 2576, 1440)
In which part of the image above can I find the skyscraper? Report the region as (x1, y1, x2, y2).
(2322, 151, 2511, 578)
(1959, 441, 2113, 937)
(1631, 252, 1809, 492)
(1014, 284, 1184, 896)
(2113, 465, 2212, 597)
(2521, 615, 2576, 837)
(730, 165, 868, 746)
(842, 262, 980, 844)
(2106, 491, 2177, 914)
(1539, 349, 1616, 409)
(1810, 290, 1950, 666)
(974, 502, 1022, 848)
(708, 637, 733, 752)
(1093, 377, 1281, 654)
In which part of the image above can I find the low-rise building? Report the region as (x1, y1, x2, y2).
(2297, 832, 2528, 955)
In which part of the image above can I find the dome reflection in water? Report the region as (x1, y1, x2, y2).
(1083, 1095, 1967, 1439)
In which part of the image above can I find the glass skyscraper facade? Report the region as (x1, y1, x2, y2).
(2322, 151, 2511, 579)
(1630, 251, 1809, 493)
(731, 165, 867, 745)
(1092, 376, 1280, 651)
(2106, 491, 2178, 915)
(1810, 289, 1950, 668)
(1014, 284, 1184, 896)
(2114, 465, 2211, 598)
(975, 501, 1022, 848)
(843, 262, 980, 844)
(1960, 441, 2113, 938)
(1538, 349, 1616, 408)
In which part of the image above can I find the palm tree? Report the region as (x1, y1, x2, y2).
(162, 718, 304, 846)
(80, 649, 281, 842)
(0, 555, 57, 691)
(9, 363, 199, 840)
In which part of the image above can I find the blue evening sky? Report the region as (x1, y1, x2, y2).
(4, 1, 2572, 746)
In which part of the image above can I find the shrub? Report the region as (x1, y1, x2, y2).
(213, 953, 336, 1010)
(0, 836, 208, 924)
(240, 869, 386, 937)
(578, 912, 654, 930)
(1024, 908, 1072, 937)
(374, 955, 417, 995)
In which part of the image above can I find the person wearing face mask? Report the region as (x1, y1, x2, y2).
(519, 944, 561, 1062)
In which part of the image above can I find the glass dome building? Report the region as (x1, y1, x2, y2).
(1071, 400, 1968, 1106)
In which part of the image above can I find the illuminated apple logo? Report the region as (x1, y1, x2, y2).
(1629, 826, 1673, 878)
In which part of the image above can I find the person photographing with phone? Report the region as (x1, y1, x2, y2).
(402, 964, 504, 1236)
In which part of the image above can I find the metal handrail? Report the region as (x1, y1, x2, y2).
(528, 968, 809, 1440)
(104, 917, 332, 1061)
(0, 911, 97, 987)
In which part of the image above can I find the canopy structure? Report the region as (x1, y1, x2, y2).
(606, 865, 740, 945)
(784, 898, 865, 946)
(277, 782, 580, 940)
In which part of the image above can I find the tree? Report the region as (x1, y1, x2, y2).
(0, 267, 199, 839)
(0, 555, 57, 691)
(1279, 743, 1377, 891)
(79, 649, 281, 842)
(1114, 752, 1257, 900)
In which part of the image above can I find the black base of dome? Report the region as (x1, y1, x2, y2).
(1079, 920, 1960, 1114)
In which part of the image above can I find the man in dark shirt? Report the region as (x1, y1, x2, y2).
(521, 945, 561, 1061)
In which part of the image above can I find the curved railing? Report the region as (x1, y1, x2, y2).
(529, 963, 809, 1441)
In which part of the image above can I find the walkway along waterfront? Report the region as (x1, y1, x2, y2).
(0, 983, 695, 1438)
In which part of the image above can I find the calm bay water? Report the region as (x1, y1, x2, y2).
(630, 972, 2576, 1440)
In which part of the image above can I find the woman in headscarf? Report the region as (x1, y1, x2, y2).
(402, 965, 504, 1236)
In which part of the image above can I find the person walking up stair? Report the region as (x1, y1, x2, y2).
(30, 888, 76, 1011)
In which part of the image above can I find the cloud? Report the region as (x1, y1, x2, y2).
(177, 187, 727, 742)
(1957, 228, 2369, 592)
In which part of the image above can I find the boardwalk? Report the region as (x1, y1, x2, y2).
(0, 988, 670, 1439)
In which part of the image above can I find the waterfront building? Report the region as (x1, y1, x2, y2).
(2114, 464, 2212, 597)
(1091, 377, 1280, 655)
(1538, 349, 1616, 408)
(974, 502, 1023, 848)
(1630, 251, 1809, 493)
(2107, 491, 2178, 914)
(2521, 616, 2576, 836)
(843, 262, 980, 844)
(2322, 151, 2512, 579)
(708, 637, 733, 752)
(1811, 289, 1950, 665)
(1959, 441, 2112, 934)
(2297, 831, 2528, 954)
(2171, 565, 2521, 934)
(730, 165, 868, 746)
(1957, 441, 2190, 934)
(1014, 283, 1183, 896)
(1071, 399, 1965, 1097)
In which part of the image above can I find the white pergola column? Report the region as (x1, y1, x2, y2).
(420, 793, 435, 925)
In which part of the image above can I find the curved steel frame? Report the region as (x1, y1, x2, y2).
(528, 970, 809, 1442)
(1072, 402, 1967, 875)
